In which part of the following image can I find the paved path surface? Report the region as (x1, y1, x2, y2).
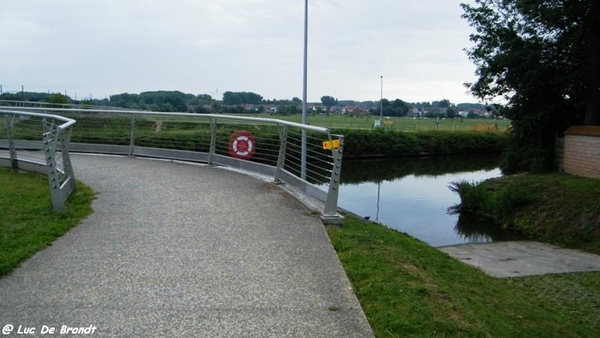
(0, 155, 374, 337)
(439, 241, 600, 278)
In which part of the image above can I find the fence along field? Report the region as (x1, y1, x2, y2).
(4, 112, 340, 186)
(249, 113, 511, 132)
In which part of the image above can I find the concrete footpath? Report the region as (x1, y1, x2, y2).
(0, 154, 374, 337)
(439, 241, 600, 278)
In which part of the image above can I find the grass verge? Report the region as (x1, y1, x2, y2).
(327, 214, 599, 337)
(450, 173, 600, 254)
(0, 168, 95, 277)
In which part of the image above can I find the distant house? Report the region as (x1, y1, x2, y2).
(342, 105, 369, 116)
(329, 106, 343, 114)
(311, 105, 326, 112)
(242, 104, 256, 111)
(409, 108, 423, 117)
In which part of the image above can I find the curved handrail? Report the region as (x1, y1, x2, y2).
(9, 106, 330, 133)
(1, 106, 345, 224)
(0, 108, 76, 130)
(0, 108, 78, 211)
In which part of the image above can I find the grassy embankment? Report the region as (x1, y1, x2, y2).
(451, 173, 600, 254)
(0, 168, 95, 277)
(329, 214, 600, 337)
(338, 129, 506, 158)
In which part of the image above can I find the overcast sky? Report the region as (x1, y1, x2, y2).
(1, 0, 480, 103)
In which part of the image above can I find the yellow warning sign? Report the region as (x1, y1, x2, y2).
(322, 139, 340, 150)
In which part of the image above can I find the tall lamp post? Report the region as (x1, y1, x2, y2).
(380, 75, 383, 124)
(301, 0, 308, 180)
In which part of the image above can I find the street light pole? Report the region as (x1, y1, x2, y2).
(380, 75, 383, 123)
(301, 0, 308, 180)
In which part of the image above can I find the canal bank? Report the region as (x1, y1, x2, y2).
(327, 214, 600, 337)
(329, 155, 525, 246)
(439, 241, 600, 278)
(451, 173, 600, 254)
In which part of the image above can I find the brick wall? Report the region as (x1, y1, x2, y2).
(563, 126, 600, 180)
(555, 137, 565, 172)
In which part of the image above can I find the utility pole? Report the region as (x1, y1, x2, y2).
(380, 76, 383, 123)
(301, 0, 309, 180)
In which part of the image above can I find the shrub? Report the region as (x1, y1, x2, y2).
(449, 179, 534, 222)
(335, 129, 507, 158)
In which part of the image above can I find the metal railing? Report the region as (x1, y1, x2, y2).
(1, 106, 345, 224)
(0, 109, 77, 211)
(0, 99, 135, 111)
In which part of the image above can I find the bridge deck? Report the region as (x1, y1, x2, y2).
(0, 154, 373, 337)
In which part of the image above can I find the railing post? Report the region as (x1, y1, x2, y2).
(128, 114, 136, 157)
(274, 124, 288, 183)
(321, 135, 345, 226)
(6, 115, 18, 171)
(60, 126, 77, 193)
(43, 119, 65, 211)
(208, 118, 217, 165)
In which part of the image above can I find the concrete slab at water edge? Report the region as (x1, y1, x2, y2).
(439, 241, 600, 278)
(0, 154, 374, 338)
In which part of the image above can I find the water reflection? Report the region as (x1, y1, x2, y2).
(454, 213, 522, 243)
(341, 155, 501, 184)
(335, 155, 523, 247)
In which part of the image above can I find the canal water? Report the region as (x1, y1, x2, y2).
(335, 155, 521, 247)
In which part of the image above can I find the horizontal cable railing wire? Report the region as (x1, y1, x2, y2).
(1, 106, 345, 223)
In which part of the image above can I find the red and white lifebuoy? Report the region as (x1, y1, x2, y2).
(229, 130, 256, 160)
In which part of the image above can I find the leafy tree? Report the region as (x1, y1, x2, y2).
(0, 93, 23, 101)
(46, 93, 69, 104)
(391, 99, 410, 116)
(108, 91, 210, 112)
(432, 99, 451, 108)
(110, 93, 140, 109)
(320, 96, 337, 111)
(197, 94, 212, 102)
(414, 102, 432, 108)
(467, 111, 480, 119)
(370, 98, 410, 117)
(446, 107, 458, 119)
(462, 0, 600, 173)
(1, 92, 53, 102)
(222, 91, 263, 105)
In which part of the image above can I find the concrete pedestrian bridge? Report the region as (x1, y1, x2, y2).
(0, 154, 374, 337)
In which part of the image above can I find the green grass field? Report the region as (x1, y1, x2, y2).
(329, 214, 600, 337)
(249, 113, 511, 132)
(0, 168, 95, 277)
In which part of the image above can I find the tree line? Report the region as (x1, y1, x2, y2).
(1, 90, 488, 118)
